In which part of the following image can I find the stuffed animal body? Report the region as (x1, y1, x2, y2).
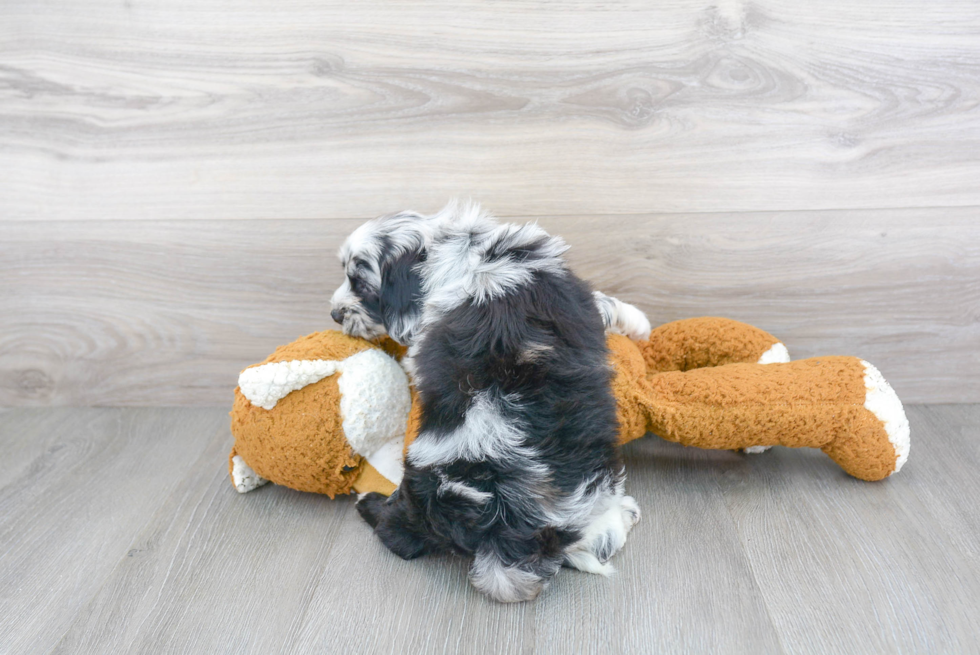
(230, 331, 409, 497)
(229, 318, 910, 496)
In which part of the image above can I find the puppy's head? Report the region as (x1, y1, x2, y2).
(330, 212, 430, 345)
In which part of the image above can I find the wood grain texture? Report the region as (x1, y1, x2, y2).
(2, 208, 977, 406)
(527, 433, 783, 654)
(0, 408, 226, 655)
(0, 405, 972, 653)
(54, 409, 782, 655)
(2, 0, 979, 220)
(51, 423, 357, 654)
(715, 404, 980, 653)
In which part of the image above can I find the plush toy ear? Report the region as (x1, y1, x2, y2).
(379, 250, 425, 345)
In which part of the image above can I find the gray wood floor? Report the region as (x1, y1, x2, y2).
(2, 405, 978, 654)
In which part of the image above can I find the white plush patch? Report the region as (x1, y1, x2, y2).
(757, 342, 790, 364)
(238, 359, 340, 410)
(861, 360, 911, 475)
(231, 455, 269, 493)
(336, 348, 413, 461)
(238, 348, 411, 465)
(743, 445, 772, 454)
(237, 348, 411, 485)
(364, 436, 405, 486)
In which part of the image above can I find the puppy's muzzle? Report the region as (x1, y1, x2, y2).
(330, 308, 347, 324)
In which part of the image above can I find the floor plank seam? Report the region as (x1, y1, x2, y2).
(4, 202, 978, 224)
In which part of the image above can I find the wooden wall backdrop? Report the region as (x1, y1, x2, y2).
(1, 0, 978, 405)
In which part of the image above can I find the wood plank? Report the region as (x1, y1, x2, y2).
(2, 208, 977, 406)
(51, 422, 361, 654)
(529, 436, 784, 654)
(899, 405, 980, 562)
(715, 405, 980, 653)
(54, 413, 780, 654)
(0, 408, 226, 655)
(284, 435, 782, 654)
(2, 0, 979, 220)
(7, 406, 980, 653)
(0, 218, 359, 406)
(281, 513, 537, 655)
(55, 422, 538, 654)
(0, 408, 83, 489)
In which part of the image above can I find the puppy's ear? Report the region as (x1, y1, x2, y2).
(379, 250, 425, 345)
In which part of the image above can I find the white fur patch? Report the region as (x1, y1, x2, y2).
(407, 393, 536, 468)
(563, 484, 640, 576)
(743, 445, 772, 454)
(517, 342, 555, 364)
(421, 205, 569, 317)
(231, 455, 269, 493)
(757, 342, 790, 364)
(469, 549, 546, 603)
(238, 359, 340, 410)
(861, 360, 911, 475)
(593, 291, 651, 340)
(336, 348, 412, 460)
(437, 473, 493, 504)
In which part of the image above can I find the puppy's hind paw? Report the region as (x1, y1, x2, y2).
(621, 494, 641, 532)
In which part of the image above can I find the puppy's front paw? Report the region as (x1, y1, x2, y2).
(356, 492, 387, 528)
(621, 494, 641, 532)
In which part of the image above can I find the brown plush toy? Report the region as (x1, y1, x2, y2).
(229, 331, 409, 497)
(604, 319, 910, 481)
(229, 318, 910, 497)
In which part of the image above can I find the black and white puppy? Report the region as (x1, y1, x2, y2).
(330, 202, 650, 602)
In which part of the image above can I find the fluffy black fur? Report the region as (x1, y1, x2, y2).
(329, 205, 644, 601)
(351, 225, 625, 602)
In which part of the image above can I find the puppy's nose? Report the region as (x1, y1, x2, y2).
(330, 308, 346, 324)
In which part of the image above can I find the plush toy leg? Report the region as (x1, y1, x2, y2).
(229, 448, 269, 493)
(821, 360, 910, 480)
(635, 356, 910, 481)
(639, 317, 789, 374)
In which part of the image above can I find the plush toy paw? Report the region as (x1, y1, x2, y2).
(231, 454, 269, 493)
